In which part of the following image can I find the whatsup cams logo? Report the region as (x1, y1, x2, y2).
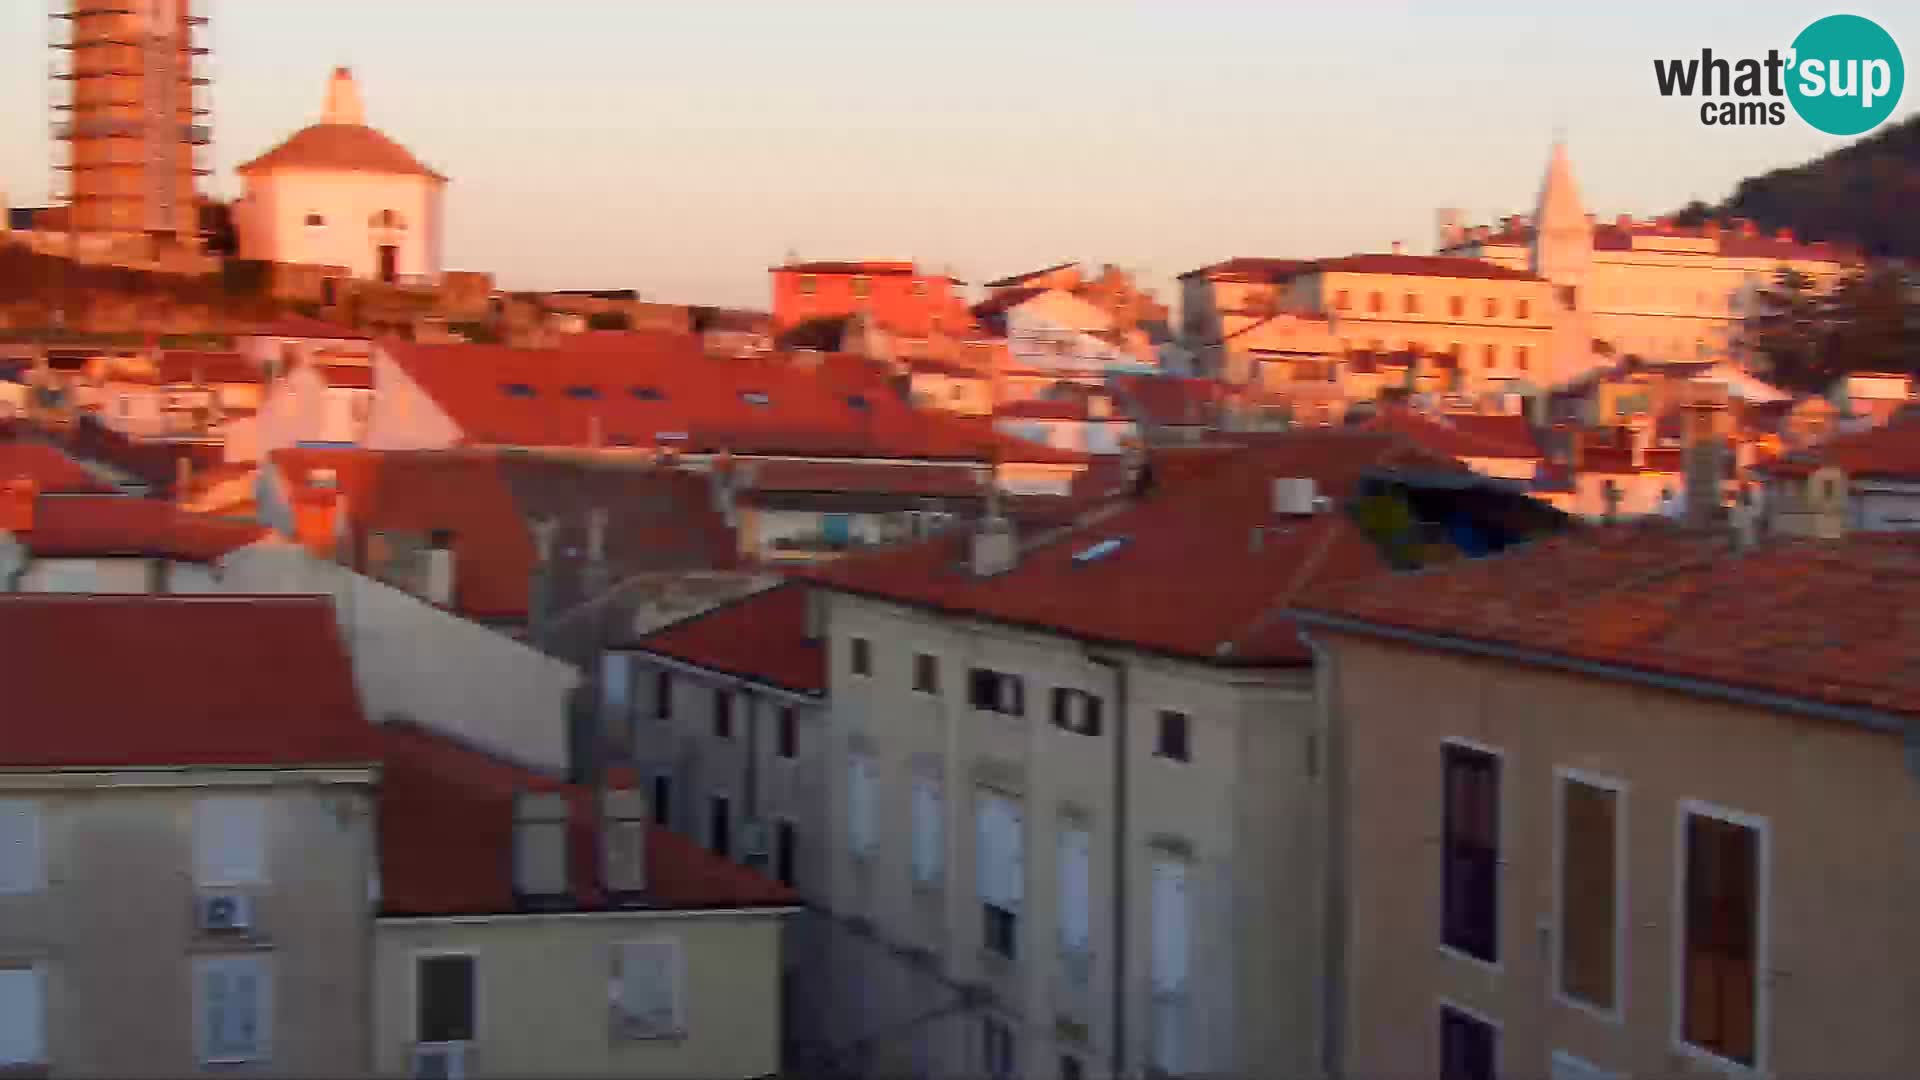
(1654, 14, 1904, 134)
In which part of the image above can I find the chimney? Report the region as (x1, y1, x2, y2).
(423, 529, 456, 608)
(512, 790, 572, 904)
(970, 515, 1017, 577)
(599, 768, 648, 900)
(1, 478, 37, 534)
(1272, 476, 1321, 515)
(1682, 407, 1730, 529)
(1390, 240, 1405, 256)
(1629, 421, 1650, 470)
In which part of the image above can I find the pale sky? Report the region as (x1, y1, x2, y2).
(3, 2, 1916, 308)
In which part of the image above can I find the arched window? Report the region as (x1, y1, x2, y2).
(369, 209, 406, 230)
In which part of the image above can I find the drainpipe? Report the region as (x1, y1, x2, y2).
(1086, 653, 1130, 1078)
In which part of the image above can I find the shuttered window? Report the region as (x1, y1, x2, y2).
(611, 940, 684, 1039)
(0, 801, 43, 895)
(196, 955, 271, 1063)
(1149, 856, 1191, 1073)
(194, 796, 268, 886)
(1557, 775, 1620, 1012)
(848, 754, 878, 857)
(0, 968, 44, 1066)
(976, 793, 1023, 958)
(1441, 743, 1500, 962)
(911, 776, 944, 885)
(1681, 807, 1763, 1067)
(1058, 825, 1092, 985)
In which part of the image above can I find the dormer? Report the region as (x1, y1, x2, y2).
(512, 790, 571, 909)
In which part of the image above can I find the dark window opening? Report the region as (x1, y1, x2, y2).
(709, 794, 732, 858)
(1682, 811, 1760, 1066)
(655, 671, 672, 720)
(650, 774, 671, 828)
(913, 653, 939, 695)
(1442, 743, 1500, 963)
(968, 668, 1025, 716)
(778, 708, 798, 759)
(416, 954, 476, 1044)
(774, 821, 798, 887)
(1156, 710, 1190, 762)
(850, 637, 872, 677)
(1439, 1005, 1496, 1080)
(713, 691, 734, 739)
(983, 903, 1018, 959)
(1049, 687, 1103, 737)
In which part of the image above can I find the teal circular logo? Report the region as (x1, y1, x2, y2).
(1787, 14, 1904, 135)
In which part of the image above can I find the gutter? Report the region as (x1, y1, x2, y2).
(615, 647, 824, 707)
(1291, 609, 1910, 737)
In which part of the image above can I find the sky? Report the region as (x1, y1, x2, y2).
(3, 2, 1917, 308)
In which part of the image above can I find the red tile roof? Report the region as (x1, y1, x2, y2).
(624, 585, 825, 696)
(1309, 254, 1544, 282)
(14, 495, 268, 561)
(0, 443, 117, 494)
(745, 459, 989, 499)
(1361, 407, 1543, 461)
(1178, 258, 1313, 283)
(156, 351, 261, 386)
(1293, 526, 1920, 723)
(907, 356, 990, 380)
(983, 261, 1078, 289)
(800, 432, 1454, 664)
(0, 595, 378, 769)
(772, 260, 927, 277)
(997, 399, 1111, 422)
(970, 287, 1052, 320)
(1761, 422, 1920, 480)
(237, 123, 447, 181)
(376, 722, 798, 917)
(1110, 375, 1229, 427)
(385, 336, 1084, 464)
(1474, 221, 1861, 266)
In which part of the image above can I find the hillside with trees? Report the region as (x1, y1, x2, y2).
(1673, 113, 1920, 258)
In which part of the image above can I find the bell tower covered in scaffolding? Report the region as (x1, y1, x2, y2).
(51, 0, 210, 251)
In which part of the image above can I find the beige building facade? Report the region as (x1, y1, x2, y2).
(813, 591, 1324, 1080)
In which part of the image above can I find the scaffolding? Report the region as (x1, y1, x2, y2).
(49, 0, 211, 245)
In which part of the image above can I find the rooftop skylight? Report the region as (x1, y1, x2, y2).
(1071, 536, 1130, 564)
(502, 382, 537, 398)
(741, 390, 772, 406)
(630, 386, 664, 401)
(564, 385, 600, 400)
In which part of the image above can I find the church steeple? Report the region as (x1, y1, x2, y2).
(322, 67, 365, 126)
(1530, 139, 1591, 294)
(1535, 139, 1585, 236)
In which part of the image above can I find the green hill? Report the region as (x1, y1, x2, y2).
(1674, 113, 1920, 258)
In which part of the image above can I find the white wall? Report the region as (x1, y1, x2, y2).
(238, 167, 442, 281)
(194, 542, 581, 773)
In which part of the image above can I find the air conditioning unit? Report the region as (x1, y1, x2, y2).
(197, 892, 254, 933)
(411, 1042, 471, 1080)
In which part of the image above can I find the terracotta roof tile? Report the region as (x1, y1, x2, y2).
(1178, 257, 1313, 283)
(0, 443, 116, 494)
(1762, 422, 1920, 480)
(0, 595, 377, 769)
(243, 316, 370, 341)
(625, 585, 825, 696)
(237, 123, 446, 181)
(745, 460, 989, 499)
(14, 494, 267, 561)
(1110, 376, 1229, 427)
(800, 432, 1454, 664)
(1294, 526, 1920, 721)
(377, 723, 797, 917)
(156, 351, 261, 385)
(1361, 407, 1543, 461)
(983, 261, 1078, 289)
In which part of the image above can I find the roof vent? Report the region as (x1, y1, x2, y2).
(970, 516, 1017, 578)
(1272, 477, 1321, 515)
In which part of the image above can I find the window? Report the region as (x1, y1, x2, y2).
(852, 276, 871, 299)
(370, 209, 405, 230)
(1404, 292, 1421, 314)
(1368, 292, 1383, 313)
(708, 794, 732, 858)
(0, 801, 43, 895)
(195, 955, 271, 1063)
(798, 275, 817, 295)
(1484, 297, 1499, 318)
(1149, 856, 1191, 1073)
(774, 820, 798, 887)
(1441, 742, 1500, 963)
(1516, 346, 1531, 372)
(911, 279, 927, 296)
(911, 775, 943, 885)
(983, 1016, 1016, 1080)
(1060, 1054, 1084, 1080)
(913, 652, 940, 695)
(194, 796, 267, 886)
(611, 940, 685, 1039)
(1155, 710, 1190, 762)
(655, 671, 673, 720)
(650, 774, 672, 828)
(0, 967, 44, 1067)
(1679, 804, 1764, 1068)
(1483, 344, 1498, 369)
(850, 637, 872, 677)
(1449, 295, 1465, 317)
(1516, 299, 1532, 320)
(1334, 289, 1351, 310)
(968, 668, 1025, 716)
(304, 212, 325, 228)
(848, 753, 877, 858)
(1058, 826, 1091, 985)
(1050, 687, 1103, 737)
(713, 690, 734, 740)
(976, 792, 1023, 959)
(777, 708, 798, 759)
(1439, 1004, 1497, 1080)
(1556, 772, 1622, 1014)
(415, 953, 476, 1044)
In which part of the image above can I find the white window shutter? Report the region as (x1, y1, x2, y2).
(1059, 827, 1091, 954)
(613, 941, 683, 1038)
(911, 777, 942, 884)
(0, 802, 42, 895)
(0, 969, 44, 1065)
(198, 956, 269, 1062)
(974, 796, 996, 904)
(194, 797, 267, 885)
(1003, 803, 1024, 911)
(848, 754, 876, 856)
(1150, 859, 1190, 992)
